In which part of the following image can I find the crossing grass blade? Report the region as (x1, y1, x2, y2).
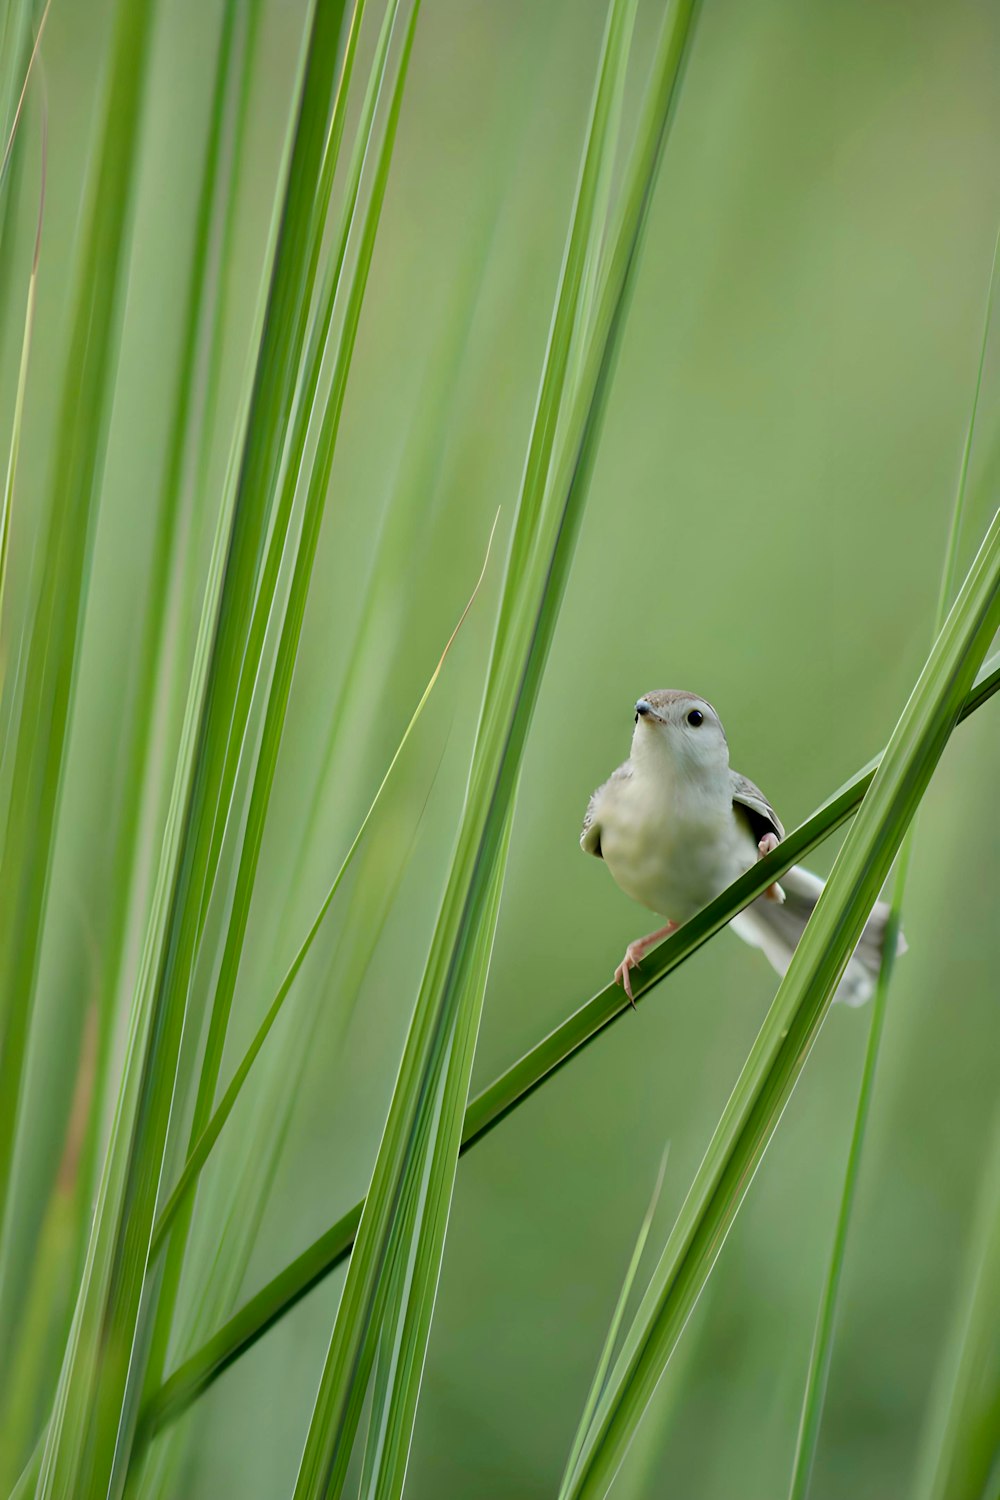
(134, 758, 446, 1500)
(0, 70, 43, 689)
(287, 0, 702, 1489)
(911, 1112, 1000, 1500)
(136, 643, 1000, 1441)
(194, 0, 362, 940)
(558, 1149, 669, 1500)
(66, 0, 260, 1323)
(145, 0, 408, 1398)
(0, 0, 156, 1427)
(786, 224, 1000, 1500)
(559, 499, 1000, 1499)
(32, 3, 358, 1492)
(148, 510, 498, 1259)
(0, 0, 48, 193)
(356, 803, 514, 1500)
(784, 857, 909, 1500)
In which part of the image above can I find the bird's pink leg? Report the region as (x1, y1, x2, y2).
(758, 831, 783, 902)
(615, 922, 678, 1007)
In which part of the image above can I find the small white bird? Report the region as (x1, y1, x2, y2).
(581, 689, 901, 1005)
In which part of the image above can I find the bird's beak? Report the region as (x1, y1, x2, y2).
(635, 699, 658, 722)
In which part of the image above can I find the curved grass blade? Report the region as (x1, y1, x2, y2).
(145, 0, 407, 1395)
(135, 767, 443, 1500)
(0, 1003, 94, 1492)
(0, 0, 49, 193)
(289, 0, 700, 1487)
(358, 804, 513, 1500)
(194, 0, 362, 934)
(787, 224, 1000, 1500)
(137, 645, 1000, 1440)
(149, 510, 498, 1257)
(559, 1148, 669, 1499)
(65, 0, 260, 1327)
(785, 858, 908, 1500)
(34, 4, 356, 1492)
(0, 0, 154, 1324)
(560, 500, 1000, 1499)
(0, 73, 44, 684)
(911, 1113, 1000, 1500)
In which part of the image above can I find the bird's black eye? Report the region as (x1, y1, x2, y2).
(687, 709, 704, 727)
(634, 711, 639, 724)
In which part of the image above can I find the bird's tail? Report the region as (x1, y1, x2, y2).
(729, 865, 906, 1007)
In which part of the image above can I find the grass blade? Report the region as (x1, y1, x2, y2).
(0, 0, 155, 1330)
(288, 0, 699, 1487)
(559, 1149, 669, 1499)
(144, 0, 407, 1396)
(137, 644, 1000, 1439)
(192, 0, 361, 935)
(34, 3, 356, 1491)
(61, 0, 259, 1331)
(560, 498, 1000, 1499)
(0, 68, 43, 683)
(149, 510, 498, 1257)
(787, 224, 1000, 1500)
(912, 1114, 1000, 1500)
(0, 0, 48, 193)
(358, 803, 514, 1500)
(785, 860, 908, 1500)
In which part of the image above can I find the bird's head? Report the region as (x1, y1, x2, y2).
(630, 689, 729, 778)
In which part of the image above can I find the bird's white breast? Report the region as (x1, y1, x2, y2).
(597, 762, 756, 924)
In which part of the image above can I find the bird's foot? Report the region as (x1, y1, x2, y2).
(757, 832, 785, 903)
(614, 922, 678, 1007)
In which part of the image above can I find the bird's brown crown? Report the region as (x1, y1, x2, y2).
(641, 689, 712, 713)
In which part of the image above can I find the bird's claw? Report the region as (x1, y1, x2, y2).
(614, 924, 677, 1009)
(757, 831, 784, 902)
(615, 948, 639, 1008)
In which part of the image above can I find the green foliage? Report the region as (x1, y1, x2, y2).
(0, 2, 997, 1498)
(786, 227, 1000, 1500)
(912, 1114, 1000, 1500)
(560, 505, 1000, 1497)
(135, 642, 1000, 1446)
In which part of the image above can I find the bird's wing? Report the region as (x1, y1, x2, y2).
(731, 770, 785, 842)
(580, 761, 631, 858)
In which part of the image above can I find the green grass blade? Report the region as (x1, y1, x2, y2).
(8, 1431, 42, 1500)
(195, 0, 363, 935)
(561, 500, 1000, 1499)
(357, 800, 514, 1500)
(0, 71, 42, 684)
(34, 3, 354, 1491)
(26, 1, 252, 1400)
(935, 227, 1000, 626)
(64, 0, 259, 1326)
(559, 1149, 668, 1499)
(912, 1114, 1000, 1500)
(787, 226, 999, 1500)
(137, 645, 1000, 1440)
(495, 0, 637, 617)
(145, 0, 403, 1396)
(785, 859, 908, 1500)
(288, 0, 697, 1486)
(0, 0, 155, 1304)
(355, 811, 512, 1500)
(0, 0, 46, 192)
(135, 767, 441, 1500)
(149, 514, 496, 1257)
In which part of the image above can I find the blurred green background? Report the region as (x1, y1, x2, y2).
(4, 0, 999, 1495)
